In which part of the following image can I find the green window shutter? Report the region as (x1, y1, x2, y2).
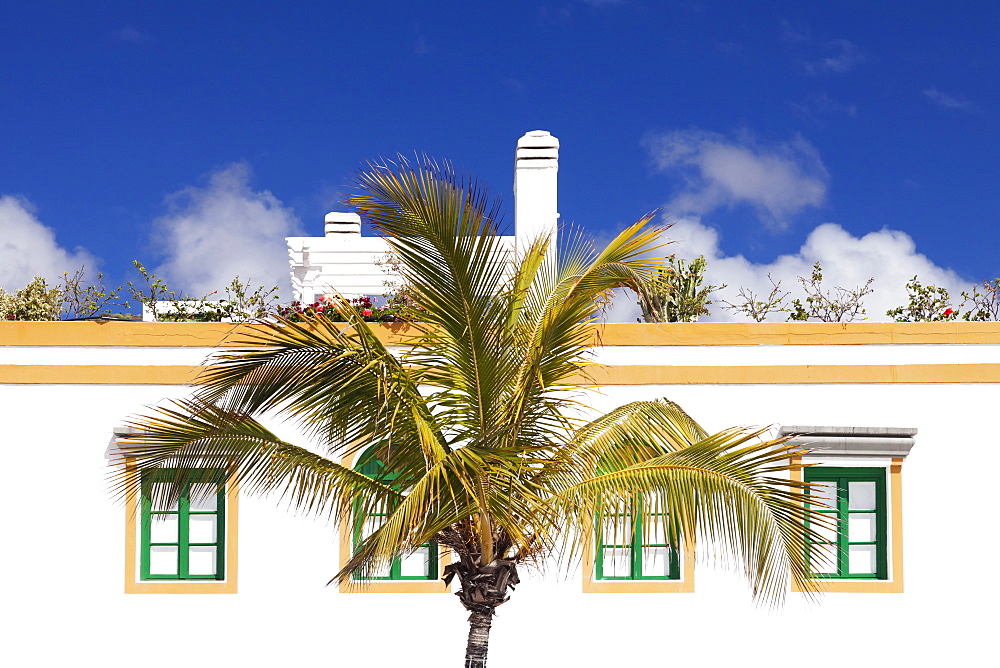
(804, 467, 887, 580)
(352, 447, 437, 581)
(595, 495, 680, 581)
(140, 469, 226, 581)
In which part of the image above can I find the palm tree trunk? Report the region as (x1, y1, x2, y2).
(464, 610, 493, 668)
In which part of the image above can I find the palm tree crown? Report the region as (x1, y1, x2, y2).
(115, 157, 817, 667)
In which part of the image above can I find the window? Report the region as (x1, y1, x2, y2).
(352, 504, 439, 581)
(140, 469, 226, 581)
(805, 467, 887, 580)
(337, 447, 447, 592)
(584, 494, 693, 593)
(119, 445, 238, 594)
(782, 425, 914, 593)
(595, 496, 679, 581)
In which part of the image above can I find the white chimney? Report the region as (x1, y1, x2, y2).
(514, 130, 559, 258)
(324, 212, 361, 236)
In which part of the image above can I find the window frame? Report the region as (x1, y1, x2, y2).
(140, 468, 227, 582)
(789, 455, 905, 594)
(123, 458, 238, 594)
(337, 448, 449, 593)
(594, 496, 681, 581)
(351, 499, 440, 582)
(804, 466, 888, 581)
(584, 496, 694, 594)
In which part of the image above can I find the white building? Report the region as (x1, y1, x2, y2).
(1, 131, 997, 667)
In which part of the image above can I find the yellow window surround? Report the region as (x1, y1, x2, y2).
(785, 424, 913, 594)
(117, 428, 239, 595)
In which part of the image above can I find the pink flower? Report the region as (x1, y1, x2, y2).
(363, 309, 372, 317)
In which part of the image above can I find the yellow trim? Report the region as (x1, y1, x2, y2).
(3, 321, 1000, 348)
(572, 363, 1000, 385)
(0, 365, 204, 385)
(582, 534, 696, 593)
(790, 457, 904, 594)
(336, 449, 450, 594)
(889, 458, 905, 592)
(591, 322, 1000, 346)
(6, 363, 1000, 386)
(123, 460, 239, 594)
(1, 321, 249, 347)
(0, 321, 422, 347)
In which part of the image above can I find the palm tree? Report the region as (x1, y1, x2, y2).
(114, 158, 817, 667)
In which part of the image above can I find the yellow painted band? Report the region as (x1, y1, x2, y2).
(5, 363, 1000, 385)
(0, 321, 424, 347)
(573, 363, 1000, 385)
(0, 365, 204, 384)
(3, 321, 1000, 347)
(590, 322, 1000, 346)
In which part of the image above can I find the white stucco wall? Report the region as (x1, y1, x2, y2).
(2, 323, 997, 666)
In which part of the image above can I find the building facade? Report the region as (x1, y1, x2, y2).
(2, 320, 998, 665)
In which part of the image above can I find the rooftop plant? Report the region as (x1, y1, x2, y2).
(787, 262, 874, 322)
(960, 278, 1000, 321)
(886, 276, 958, 322)
(0, 276, 62, 321)
(638, 255, 723, 323)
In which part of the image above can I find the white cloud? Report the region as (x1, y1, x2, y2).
(923, 88, 975, 111)
(152, 163, 304, 298)
(645, 129, 828, 229)
(805, 39, 866, 75)
(605, 217, 972, 323)
(0, 195, 96, 291)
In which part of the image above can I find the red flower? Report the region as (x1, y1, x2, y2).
(943, 308, 954, 316)
(363, 309, 372, 317)
(317, 295, 325, 301)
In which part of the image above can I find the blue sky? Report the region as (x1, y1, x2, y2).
(2, 1, 997, 319)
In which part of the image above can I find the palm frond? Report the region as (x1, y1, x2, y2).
(112, 399, 402, 523)
(191, 311, 449, 469)
(553, 428, 817, 604)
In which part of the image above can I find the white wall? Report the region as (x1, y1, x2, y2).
(287, 233, 394, 304)
(2, 337, 995, 666)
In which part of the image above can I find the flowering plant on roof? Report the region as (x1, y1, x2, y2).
(276, 294, 425, 323)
